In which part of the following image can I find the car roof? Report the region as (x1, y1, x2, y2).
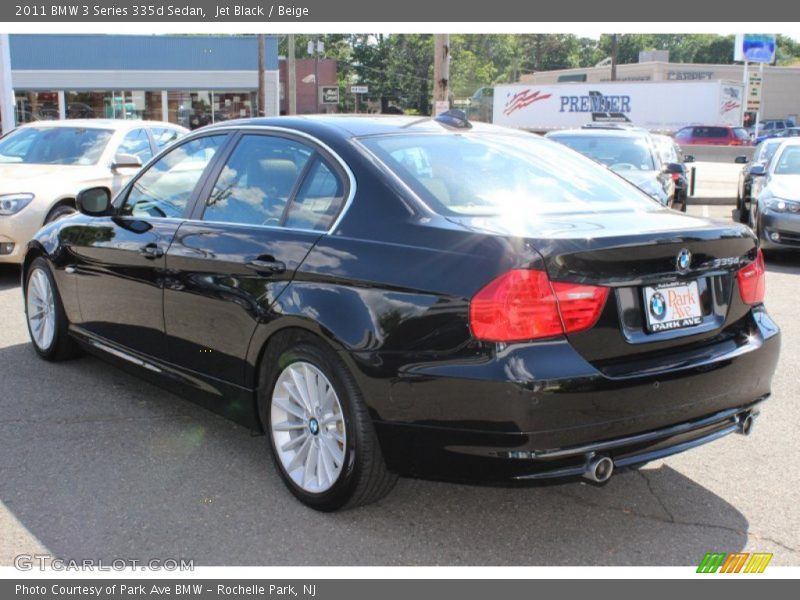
(20, 119, 187, 131)
(202, 114, 528, 139)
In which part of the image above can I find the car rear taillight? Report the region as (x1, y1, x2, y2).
(737, 249, 766, 305)
(469, 269, 609, 342)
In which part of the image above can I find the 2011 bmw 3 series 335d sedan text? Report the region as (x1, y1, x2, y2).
(22, 115, 780, 511)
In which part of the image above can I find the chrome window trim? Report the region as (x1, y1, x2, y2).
(180, 124, 358, 236)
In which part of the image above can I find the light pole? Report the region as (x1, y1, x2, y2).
(257, 34, 265, 117)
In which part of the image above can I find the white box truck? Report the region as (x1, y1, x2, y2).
(489, 80, 745, 133)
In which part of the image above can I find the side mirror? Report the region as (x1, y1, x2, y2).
(684, 154, 695, 163)
(749, 165, 766, 177)
(734, 155, 749, 164)
(76, 187, 112, 216)
(664, 162, 684, 174)
(111, 153, 143, 170)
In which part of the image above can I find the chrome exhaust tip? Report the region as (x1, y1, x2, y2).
(738, 413, 756, 436)
(583, 455, 615, 483)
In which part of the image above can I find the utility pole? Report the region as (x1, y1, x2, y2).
(287, 34, 297, 115)
(0, 34, 15, 134)
(433, 34, 450, 116)
(308, 38, 324, 113)
(257, 34, 266, 117)
(610, 34, 618, 81)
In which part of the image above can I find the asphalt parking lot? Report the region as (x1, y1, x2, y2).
(0, 203, 798, 567)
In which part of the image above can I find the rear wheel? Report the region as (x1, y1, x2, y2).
(259, 332, 397, 511)
(25, 258, 81, 360)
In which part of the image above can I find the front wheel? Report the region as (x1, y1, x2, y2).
(259, 332, 397, 511)
(25, 257, 81, 360)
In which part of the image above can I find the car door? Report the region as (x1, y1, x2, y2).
(163, 131, 350, 385)
(69, 133, 230, 360)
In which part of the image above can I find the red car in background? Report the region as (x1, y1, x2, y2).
(675, 125, 752, 146)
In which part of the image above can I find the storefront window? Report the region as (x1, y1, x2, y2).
(15, 91, 60, 124)
(167, 90, 256, 129)
(64, 91, 163, 120)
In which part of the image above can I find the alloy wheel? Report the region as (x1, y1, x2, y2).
(26, 268, 56, 351)
(270, 361, 347, 493)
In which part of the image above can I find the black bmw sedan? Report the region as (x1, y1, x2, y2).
(21, 115, 780, 511)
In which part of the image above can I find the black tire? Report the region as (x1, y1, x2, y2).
(258, 330, 397, 511)
(24, 257, 82, 361)
(44, 203, 76, 224)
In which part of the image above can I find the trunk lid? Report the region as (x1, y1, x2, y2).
(448, 207, 758, 370)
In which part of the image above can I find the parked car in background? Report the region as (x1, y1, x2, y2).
(0, 119, 187, 264)
(754, 126, 800, 145)
(749, 119, 794, 139)
(653, 134, 693, 212)
(546, 128, 676, 206)
(735, 138, 784, 224)
(21, 115, 778, 510)
(748, 139, 800, 251)
(674, 125, 752, 146)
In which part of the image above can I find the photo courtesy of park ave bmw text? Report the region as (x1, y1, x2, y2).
(0, 0, 799, 594)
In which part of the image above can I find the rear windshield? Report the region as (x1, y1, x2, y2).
(0, 126, 113, 165)
(548, 133, 657, 171)
(360, 133, 660, 216)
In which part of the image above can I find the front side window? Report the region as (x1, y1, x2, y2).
(120, 135, 227, 218)
(361, 132, 660, 217)
(151, 127, 183, 150)
(203, 135, 313, 227)
(0, 127, 112, 165)
(118, 128, 153, 163)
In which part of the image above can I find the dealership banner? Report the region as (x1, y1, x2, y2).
(2, 580, 798, 599)
(0, 0, 798, 22)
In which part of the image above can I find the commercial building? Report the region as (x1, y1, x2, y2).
(4, 34, 338, 131)
(519, 56, 800, 124)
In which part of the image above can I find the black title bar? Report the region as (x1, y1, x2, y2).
(1, 0, 798, 22)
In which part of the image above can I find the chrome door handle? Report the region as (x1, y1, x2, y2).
(246, 258, 286, 275)
(140, 244, 164, 259)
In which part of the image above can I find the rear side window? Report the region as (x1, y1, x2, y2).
(361, 133, 659, 216)
(284, 159, 346, 231)
(694, 127, 729, 138)
(203, 134, 313, 227)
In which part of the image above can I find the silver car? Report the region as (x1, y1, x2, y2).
(749, 138, 800, 251)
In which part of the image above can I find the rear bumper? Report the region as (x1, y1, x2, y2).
(369, 309, 780, 483)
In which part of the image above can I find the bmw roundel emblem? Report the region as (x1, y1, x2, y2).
(649, 292, 667, 321)
(308, 418, 320, 435)
(676, 248, 692, 273)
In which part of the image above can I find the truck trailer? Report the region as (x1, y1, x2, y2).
(476, 80, 745, 133)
